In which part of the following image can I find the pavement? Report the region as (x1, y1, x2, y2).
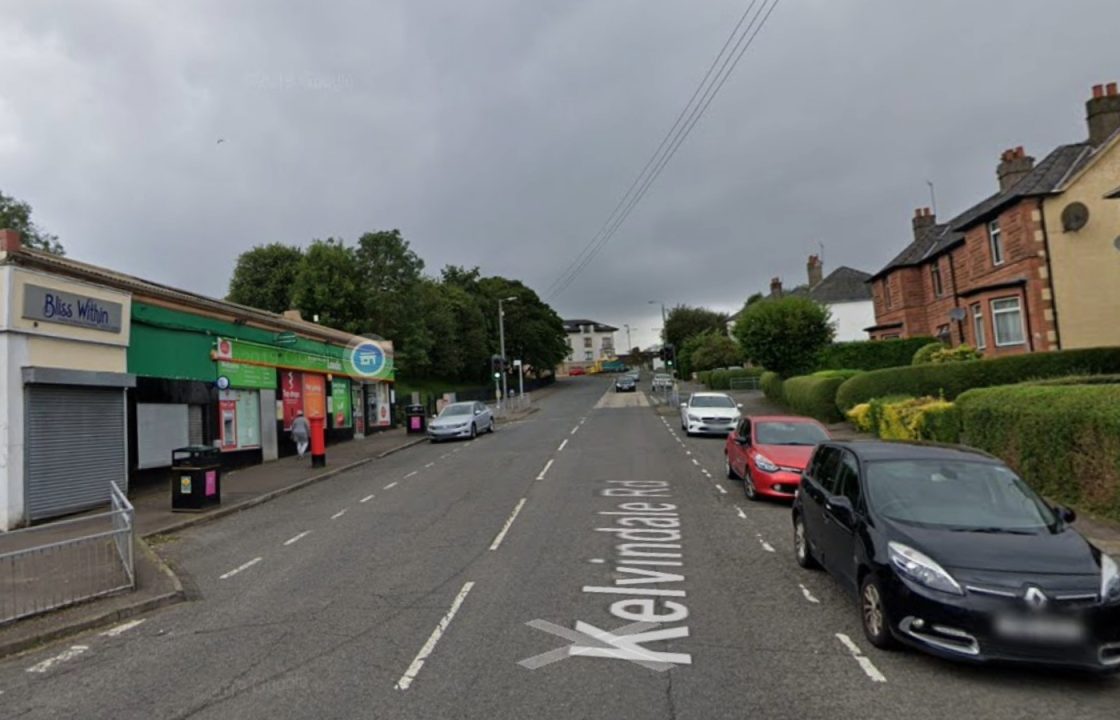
(0, 375, 1117, 719)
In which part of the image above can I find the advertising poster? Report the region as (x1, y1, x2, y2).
(331, 378, 352, 428)
(281, 370, 303, 430)
(302, 374, 326, 419)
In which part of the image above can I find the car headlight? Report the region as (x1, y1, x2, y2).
(754, 454, 779, 473)
(889, 542, 963, 596)
(1102, 553, 1120, 604)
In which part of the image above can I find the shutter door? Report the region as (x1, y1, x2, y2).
(188, 404, 204, 445)
(26, 385, 127, 521)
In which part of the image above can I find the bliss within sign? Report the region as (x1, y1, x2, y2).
(23, 284, 123, 333)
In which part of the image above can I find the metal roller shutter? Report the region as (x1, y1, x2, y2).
(26, 385, 127, 521)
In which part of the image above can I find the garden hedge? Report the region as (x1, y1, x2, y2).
(818, 337, 936, 371)
(834, 346, 1120, 411)
(782, 370, 862, 423)
(761, 371, 784, 404)
(956, 384, 1120, 522)
(911, 342, 944, 365)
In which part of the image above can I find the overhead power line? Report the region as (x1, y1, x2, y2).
(547, 0, 782, 301)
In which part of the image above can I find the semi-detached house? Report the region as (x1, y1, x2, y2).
(867, 83, 1120, 354)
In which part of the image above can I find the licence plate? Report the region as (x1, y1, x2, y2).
(994, 614, 1086, 644)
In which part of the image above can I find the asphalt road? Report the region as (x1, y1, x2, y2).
(0, 376, 1117, 719)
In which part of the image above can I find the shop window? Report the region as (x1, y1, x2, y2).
(991, 297, 1025, 347)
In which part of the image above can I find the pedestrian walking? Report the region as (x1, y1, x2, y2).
(291, 410, 311, 457)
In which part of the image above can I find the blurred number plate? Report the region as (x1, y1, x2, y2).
(994, 614, 1085, 644)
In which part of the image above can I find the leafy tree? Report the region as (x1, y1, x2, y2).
(733, 297, 834, 378)
(0, 190, 64, 254)
(291, 239, 363, 332)
(228, 242, 304, 313)
(745, 292, 764, 306)
(677, 333, 707, 379)
(663, 305, 728, 352)
(356, 230, 425, 339)
(690, 332, 745, 373)
(478, 276, 568, 376)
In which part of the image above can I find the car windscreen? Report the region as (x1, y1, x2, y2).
(865, 460, 1057, 532)
(440, 404, 473, 417)
(755, 422, 828, 446)
(690, 396, 735, 408)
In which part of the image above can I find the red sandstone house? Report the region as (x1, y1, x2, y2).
(866, 83, 1120, 356)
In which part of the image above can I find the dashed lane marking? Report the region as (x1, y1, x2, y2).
(537, 459, 555, 480)
(331, 509, 348, 520)
(405, 471, 419, 479)
(690, 459, 700, 466)
(799, 584, 820, 604)
(571, 425, 580, 435)
(100, 619, 145, 637)
(361, 494, 375, 503)
(384, 482, 399, 490)
(220, 557, 262, 580)
(425, 462, 436, 469)
(26, 645, 89, 674)
(395, 581, 476, 690)
(558, 439, 568, 452)
(283, 531, 311, 546)
(756, 536, 775, 553)
(835, 633, 887, 683)
(489, 498, 528, 551)
(736, 507, 747, 520)
(715, 485, 727, 495)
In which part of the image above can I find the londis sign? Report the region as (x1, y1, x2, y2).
(212, 337, 394, 381)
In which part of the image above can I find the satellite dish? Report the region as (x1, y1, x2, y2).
(1061, 202, 1089, 232)
(949, 307, 967, 322)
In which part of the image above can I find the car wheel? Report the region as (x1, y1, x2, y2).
(470, 423, 477, 439)
(793, 514, 819, 570)
(488, 418, 496, 433)
(724, 454, 738, 480)
(860, 574, 898, 650)
(743, 470, 759, 502)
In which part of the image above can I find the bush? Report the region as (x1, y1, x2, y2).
(761, 371, 784, 404)
(956, 384, 1120, 522)
(812, 369, 862, 379)
(930, 344, 983, 364)
(847, 403, 873, 432)
(702, 367, 764, 390)
(834, 346, 1120, 412)
(820, 337, 938, 371)
(911, 342, 944, 365)
(733, 297, 834, 378)
(1027, 374, 1120, 387)
(849, 396, 960, 443)
(865, 394, 915, 436)
(782, 373, 859, 423)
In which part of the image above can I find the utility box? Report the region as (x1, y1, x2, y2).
(171, 445, 221, 512)
(405, 404, 427, 434)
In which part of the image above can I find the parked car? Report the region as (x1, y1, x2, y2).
(427, 401, 494, 442)
(615, 375, 637, 392)
(725, 416, 831, 500)
(680, 392, 741, 436)
(569, 367, 586, 376)
(792, 441, 1120, 672)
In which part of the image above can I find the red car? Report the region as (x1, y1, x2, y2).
(724, 416, 831, 501)
(569, 367, 586, 376)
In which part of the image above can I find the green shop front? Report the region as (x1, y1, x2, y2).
(126, 302, 395, 484)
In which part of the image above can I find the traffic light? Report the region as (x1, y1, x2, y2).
(664, 344, 676, 368)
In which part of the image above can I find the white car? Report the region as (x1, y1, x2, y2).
(680, 392, 742, 436)
(427, 401, 495, 442)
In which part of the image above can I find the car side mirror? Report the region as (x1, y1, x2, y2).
(827, 496, 855, 526)
(737, 403, 743, 409)
(680, 402, 687, 408)
(1054, 504, 1076, 523)
(737, 436, 749, 446)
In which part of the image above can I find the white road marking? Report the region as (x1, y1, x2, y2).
(685, 450, 692, 456)
(284, 531, 311, 546)
(405, 471, 419, 479)
(384, 482, 399, 490)
(570, 425, 580, 435)
(690, 459, 700, 466)
(799, 584, 820, 604)
(588, 558, 606, 564)
(100, 619, 145, 638)
(425, 462, 435, 469)
(736, 507, 747, 520)
(395, 581, 476, 690)
(835, 633, 887, 683)
(537, 459, 555, 480)
(220, 557, 262, 580)
(757, 536, 775, 553)
(715, 485, 727, 495)
(331, 509, 348, 520)
(489, 498, 528, 551)
(26, 645, 89, 674)
(361, 494, 375, 503)
(557, 439, 568, 452)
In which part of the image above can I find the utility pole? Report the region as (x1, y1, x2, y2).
(498, 296, 517, 408)
(624, 324, 633, 354)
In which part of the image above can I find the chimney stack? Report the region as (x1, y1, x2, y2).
(911, 207, 936, 239)
(996, 146, 1034, 191)
(806, 254, 824, 288)
(1088, 82, 1120, 147)
(0, 229, 22, 253)
(769, 277, 783, 298)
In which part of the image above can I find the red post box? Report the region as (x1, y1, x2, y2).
(310, 415, 326, 468)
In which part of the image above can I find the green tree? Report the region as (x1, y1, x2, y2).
(733, 297, 834, 378)
(663, 305, 728, 352)
(478, 276, 568, 376)
(356, 230, 425, 339)
(745, 292, 764, 306)
(291, 239, 363, 332)
(228, 242, 304, 313)
(0, 190, 64, 254)
(690, 332, 745, 372)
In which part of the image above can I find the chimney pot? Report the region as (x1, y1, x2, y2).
(0, 229, 22, 253)
(1087, 82, 1120, 146)
(1108, 82, 1118, 96)
(1094, 84, 1105, 98)
(997, 146, 1035, 191)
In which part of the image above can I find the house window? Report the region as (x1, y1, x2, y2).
(991, 297, 1025, 346)
(584, 351, 593, 361)
(583, 337, 592, 349)
(988, 219, 1004, 266)
(882, 333, 901, 340)
(971, 303, 986, 349)
(936, 324, 951, 341)
(931, 263, 944, 297)
(883, 280, 892, 309)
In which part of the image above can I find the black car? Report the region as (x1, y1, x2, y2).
(792, 441, 1120, 672)
(614, 376, 637, 392)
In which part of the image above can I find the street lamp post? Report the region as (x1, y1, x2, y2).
(498, 296, 517, 408)
(624, 324, 633, 356)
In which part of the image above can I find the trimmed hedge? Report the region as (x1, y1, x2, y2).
(911, 342, 944, 365)
(783, 370, 861, 423)
(956, 384, 1120, 522)
(818, 337, 937, 371)
(835, 346, 1120, 412)
(761, 371, 784, 404)
(1028, 374, 1120, 387)
(700, 367, 764, 390)
(846, 396, 959, 443)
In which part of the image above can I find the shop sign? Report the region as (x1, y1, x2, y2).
(303, 374, 326, 420)
(218, 361, 275, 389)
(331, 378, 352, 428)
(23, 284, 122, 333)
(281, 370, 303, 430)
(216, 338, 343, 375)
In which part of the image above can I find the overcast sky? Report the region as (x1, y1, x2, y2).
(3, 0, 1117, 350)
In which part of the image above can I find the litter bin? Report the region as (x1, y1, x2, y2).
(405, 404, 427, 435)
(171, 445, 222, 512)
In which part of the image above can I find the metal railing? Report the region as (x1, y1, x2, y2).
(0, 482, 135, 625)
(729, 376, 762, 391)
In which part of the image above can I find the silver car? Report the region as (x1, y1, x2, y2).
(427, 401, 495, 442)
